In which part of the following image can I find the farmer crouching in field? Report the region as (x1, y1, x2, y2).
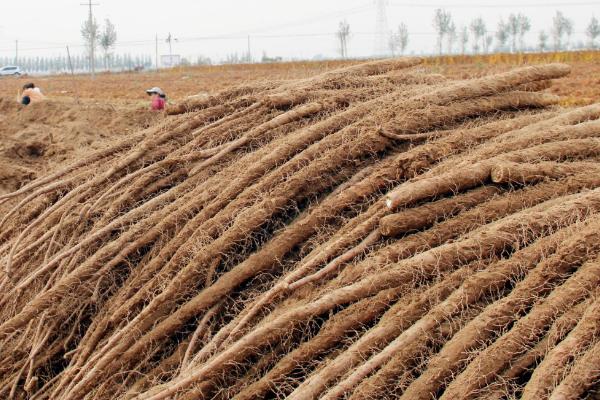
(146, 87, 166, 111)
(19, 83, 46, 106)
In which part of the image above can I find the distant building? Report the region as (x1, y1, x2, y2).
(160, 54, 181, 68)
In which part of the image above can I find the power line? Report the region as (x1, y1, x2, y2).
(165, 32, 178, 66)
(0, 4, 373, 49)
(226, 3, 372, 36)
(0, 0, 597, 56)
(389, 1, 600, 7)
(0, 29, 596, 54)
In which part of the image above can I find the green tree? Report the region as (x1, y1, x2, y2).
(469, 17, 486, 54)
(81, 14, 100, 76)
(586, 16, 600, 48)
(459, 25, 468, 54)
(495, 19, 510, 51)
(507, 13, 530, 52)
(389, 22, 409, 56)
(552, 11, 574, 50)
(433, 8, 452, 55)
(538, 30, 549, 52)
(99, 19, 117, 70)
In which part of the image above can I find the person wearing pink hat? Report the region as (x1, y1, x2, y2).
(146, 87, 166, 111)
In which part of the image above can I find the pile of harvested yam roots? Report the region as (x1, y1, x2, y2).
(1, 58, 600, 400)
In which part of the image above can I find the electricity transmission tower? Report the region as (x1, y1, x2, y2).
(81, 0, 100, 78)
(374, 0, 389, 57)
(165, 32, 178, 66)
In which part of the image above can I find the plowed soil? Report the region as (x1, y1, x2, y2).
(0, 98, 159, 193)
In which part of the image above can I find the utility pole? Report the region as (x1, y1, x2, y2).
(15, 40, 18, 65)
(155, 33, 159, 71)
(247, 35, 251, 62)
(66, 46, 80, 104)
(166, 32, 173, 60)
(165, 32, 177, 66)
(80, 0, 100, 78)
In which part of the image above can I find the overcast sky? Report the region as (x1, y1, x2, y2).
(0, 1, 598, 62)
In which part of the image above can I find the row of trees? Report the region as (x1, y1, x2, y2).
(336, 11, 600, 58)
(81, 17, 118, 71)
(430, 10, 599, 55)
(3, 10, 598, 73)
(2, 54, 153, 74)
(431, 10, 528, 54)
(3, 50, 288, 74)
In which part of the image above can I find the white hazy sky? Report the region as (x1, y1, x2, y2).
(0, 0, 598, 62)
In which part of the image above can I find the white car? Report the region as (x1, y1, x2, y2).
(0, 66, 23, 76)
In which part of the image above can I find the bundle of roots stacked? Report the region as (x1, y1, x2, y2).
(2, 57, 600, 400)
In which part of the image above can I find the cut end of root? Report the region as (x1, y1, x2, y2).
(385, 198, 394, 210)
(490, 166, 508, 183)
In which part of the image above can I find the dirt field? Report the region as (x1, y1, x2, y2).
(0, 51, 598, 105)
(0, 98, 159, 193)
(0, 60, 354, 104)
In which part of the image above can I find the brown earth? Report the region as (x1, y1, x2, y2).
(0, 60, 354, 103)
(0, 52, 598, 105)
(0, 97, 159, 194)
